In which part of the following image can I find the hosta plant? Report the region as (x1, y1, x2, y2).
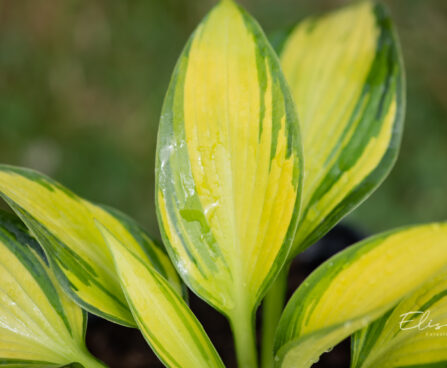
(1, 1, 446, 368)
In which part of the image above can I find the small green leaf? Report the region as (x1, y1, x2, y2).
(351, 269, 447, 368)
(274, 223, 447, 368)
(279, 1, 405, 256)
(0, 164, 182, 327)
(0, 211, 106, 368)
(156, 0, 302, 321)
(97, 223, 225, 368)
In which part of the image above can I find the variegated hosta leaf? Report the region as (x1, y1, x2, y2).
(279, 1, 405, 256)
(156, 0, 302, 318)
(274, 223, 447, 368)
(351, 269, 447, 368)
(0, 164, 182, 327)
(0, 211, 106, 368)
(97, 224, 224, 368)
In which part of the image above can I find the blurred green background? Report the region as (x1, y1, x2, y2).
(1, 0, 446, 239)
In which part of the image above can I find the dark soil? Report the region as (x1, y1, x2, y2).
(86, 224, 364, 368)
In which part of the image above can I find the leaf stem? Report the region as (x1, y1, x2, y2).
(230, 304, 258, 368)
(261, 265, 289, 368)
(71, 347, 108, 368)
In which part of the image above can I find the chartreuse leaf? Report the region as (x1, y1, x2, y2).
(274, 223, 447, 368)
(279, 1, 405, 256)
(156, 0, 302, 322)
(351, 269, 447, 368)
(85, 203, 183, 298)
(97, 224, 224, 368)
(0, 164, 182, 327)
(0, 211, 106, 368)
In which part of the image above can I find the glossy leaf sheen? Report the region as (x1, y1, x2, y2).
(274, 223, 447, 368)
(351, 269, 447, 368)
(98, 224, 224, 368)
(156, 0, 302, 317)
(0, 211, 105, 368)
(0, 165, 182, 327)
(279, 1, 405, 256)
